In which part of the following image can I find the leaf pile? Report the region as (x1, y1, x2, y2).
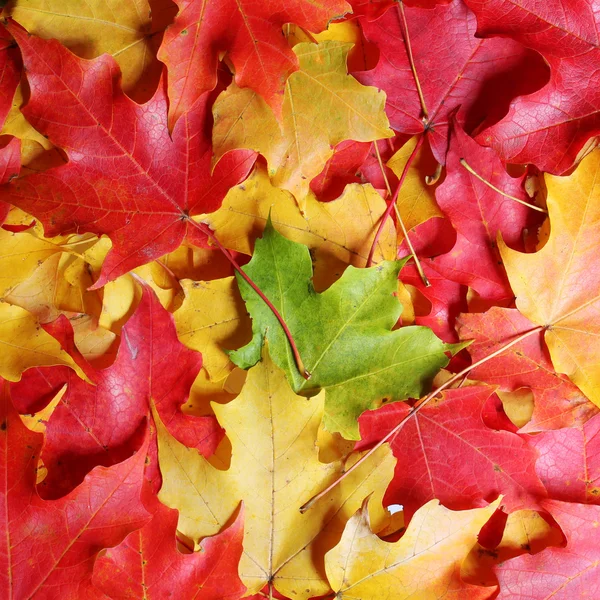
(0, 1, 599, 598)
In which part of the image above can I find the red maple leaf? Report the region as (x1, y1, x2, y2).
(457, 307, 598, 433)
(158, 0, 350, 129)
(93, 485, 246, 600)
(432, 124, 544, 300)
(355, 0, 548, 163)
(495, 500, 600, 599)
(356, 385, 547, 522)
(531, 413, 600, 504)
(467, 0, 600, 174)
(0, 21, 256, 288)
(0, 378, 151, 599)
(0, 24, 20, 130)
(36, 285, 222, 500)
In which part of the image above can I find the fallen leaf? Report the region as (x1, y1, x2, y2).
(174, 277, 251, 381)
(37, 285, 222, 499)
(230, 220, 452, 439)
(156, 347, 396, 599)
(356, 0, 549, 162)
(467, 0, 600, 174)
(457, 307, 598, 432)
(212, 41, 392, 202)
(357, 385, 547, 521)
(3, 0, 176, 101)
(495, 500, 600, 599)
(531, 413, 600, 504)
(0, 378, 151, 599)
(0, 22, 255, 287)
(500, 150, 600, 407)
(0, 301, 86, 382)
(325, 497, 499, 600)
(433, 124, 543, 300)
(158, 0, 350, 128)
(92, 484, 246, 600)
(205, 165, 397, 291)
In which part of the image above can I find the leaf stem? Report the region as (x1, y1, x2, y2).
(459, 159, 547, 213)
(299, 324, 544, 513)
(398, 1, 428, 121)
(372, 141, 430, 287)
(187, 219, 311, 380)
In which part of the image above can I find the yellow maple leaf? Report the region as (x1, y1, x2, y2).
(326, 498, 500, 600)
(4, 252, 101, 323)
(3, 0, 175, 100)
(0, 301, 86, 381)
(463, 509, 563, 587)
(205, 166, 397, 291)
(387, 135, 443, 238)
(212, 41, 393, 202)
(501, 149, 600, 406)
(155, 347, 396, 599)
(173, 277, 251, 382)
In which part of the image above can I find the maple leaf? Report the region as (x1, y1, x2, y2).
(310, 140, 371, 201)
(92, 484, 246, 600)
(0, 301, 90, 382)
(36, 285, 222, 499)
(158, 0, 350, 128)
(495, 500, 600, 599)
(530, 413, 600, 504)
(401, 261, 467, 342)
(155, 348, 396, 599)
(386, 135, 443, 232)
(212, 41, 393, 202)
(466, 0, 600, 174)
(433, 124, 543, 301)
(0, 23, 20, 128)
(230, 220, 453, 439)
(174, 277, 251, 382)
(355, 0, 549, 163)
(0, 22, 256, 288)
(357, 385, 547, 521)
(325, 497, 499, 600)
(2, 0, 176, 101)
(457, 307, 598, 432)
(0, 227, 66, 297)
(4, 252, 102, 323)
(462, 508, 564, 587)
(500, 150, 600, 408)
(205, 165, 397, 291)
(0, 378, 151, 599)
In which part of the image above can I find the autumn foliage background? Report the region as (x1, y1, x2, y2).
(1, 0, 600, 598)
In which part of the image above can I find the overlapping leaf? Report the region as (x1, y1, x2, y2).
(0, 22, 256, 287)
(357, 385, 547, 521)
(356, 0, 548, 162)
(0, 378, 151, 599)
(159, 0, 350, 127)
(156, 349, 396, 598)
(230, 221, 452, 438)
(326, 498, 499, 600)
(212, 41, 393, 202)
(93, 485, 246, 600)
(467, 0, 600, 173)
(495, 500, 600, 599)
(500, 150, 600, 407)
(457, 307, 597, 432)
(37, 285, 221, 499)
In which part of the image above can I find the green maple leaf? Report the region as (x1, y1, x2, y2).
(231, 220, 455, 439)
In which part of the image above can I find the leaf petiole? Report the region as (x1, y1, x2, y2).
(371, 140, 430, 287)
(187, 218, 311, 380)
(299, 324, 544, 512)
